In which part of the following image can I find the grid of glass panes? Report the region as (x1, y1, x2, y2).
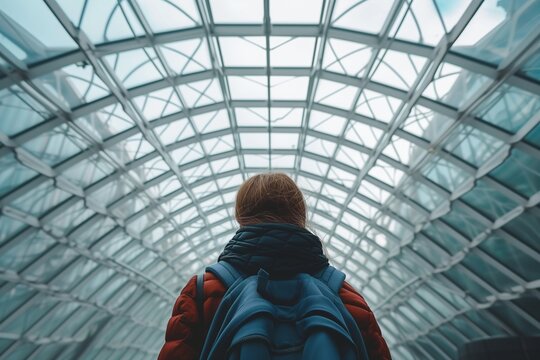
(0, 0, 539, 359)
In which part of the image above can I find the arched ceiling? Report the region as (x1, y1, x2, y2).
(0, 0, 539, 359)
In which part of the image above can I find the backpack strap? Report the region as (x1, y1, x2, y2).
(196, 273, 204, 322)
(206, 261, 244, 288)
(315, 265, 346, 294)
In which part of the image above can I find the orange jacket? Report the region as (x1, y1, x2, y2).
(158, 272, 391, 359)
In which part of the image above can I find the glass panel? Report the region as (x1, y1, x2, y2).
(170, 142, 205, 165)
(0, 154, 38, 197)
(389, 199, 425, 225)
(445, 265, 492, 302)
(467, 309, 508, 336)
(161, 39, 212, 75)
(501, 210, 540, 254)
(46, 200, 94, 235)
(92, 232, 132, 257)
(383, 135, 425, 166)
(270, 76, 309, 100)
(60, 154, 116, 188)
(93, 275, 128, 304)
(0, 283, 35, 323)
(133, 88, 183, 121)
(0, 215, 27, 247)
(422, 63, 491, 109)
(244, 154, 269, 168)
(22, 245, 79, 283)
(489, 149, 540, 198)
(192, 110, 230, 134)
(0, 0, 76, 64)
(480, 234, 540, 282)
(344, 121, 383, 148)
(1, 343, 35, 359)
(240, 133, 269, 149)
(28, 302, 79, 337)
(402, 179, 445, 211)
(462, 250, 518, 293)
(178, 78, 224, 108)
(57, 0, 145, 43)
(443, 124, 505, 167)
(72, 267, 115, 299)
(103, 48, 165, 88)
(135, 0, 200, 33)
(441, 206, 486, 240)
(0, 86, 50, 137)
(452, 0, 540, 65)
(475, 84, 540, 134)
(368, 160, 405, 187)
(0, 230, 56, 273)
(210, 0, 263, 23)
(525, 117, 540, 147)
(521, 48, 540, 81)
(270, 108, 303, 127)
(411, 236, 448, 267)
(76, 104, 135, 141)
(108, 133, 155, 164)
(400, 105, 454, 142)
(308, 110, 347, 135)
(422, 222, 464, 255)
(332, 0, 394, 34)
(271, 133, 298, 149)
(336, 145, 368, 169)
(423, 156, 471, 192)
(391, 0, 446, 46)
(315, 80, 358, 109)
(270, 37, 316, 67)
(50, 257, 100, 292)
(356, 89, 402, 123)
(461, 179, 519, 221)
(372, 50, 427, 90)
(219, 37, 266, 67)
(489, 299, 539, 334)
(323, 39, 372, 77)
(72, 216, 116, 246)
(155, 118, 195, 145)
(228, 76, 268, 100)
(21, 124, 89, 166)
(270, 0, 323, 24)
(35, 64, 110, 109)
(9, 180, 71, 216)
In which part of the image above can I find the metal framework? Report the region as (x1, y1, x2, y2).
(0, 0, 539, 359)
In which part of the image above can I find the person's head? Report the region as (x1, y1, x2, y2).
(235, 173, 307, 228)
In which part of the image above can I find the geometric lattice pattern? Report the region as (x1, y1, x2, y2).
(0, 0, 539, 359)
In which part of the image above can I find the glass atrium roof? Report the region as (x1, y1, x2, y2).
(1, 0, 539, 359)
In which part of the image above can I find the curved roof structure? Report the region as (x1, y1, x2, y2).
(0, 0, 539, 358)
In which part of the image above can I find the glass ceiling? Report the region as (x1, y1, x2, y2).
(0, 0, 539, 359)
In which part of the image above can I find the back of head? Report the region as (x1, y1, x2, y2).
(235, 173, 306, 228)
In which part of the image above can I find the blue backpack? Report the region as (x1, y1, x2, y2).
(197, 261, 369, 360)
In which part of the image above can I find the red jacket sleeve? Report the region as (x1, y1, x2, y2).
(158, 276, 201, 360)
(340, 281, 392, 360)
(158, 273, 226, 360)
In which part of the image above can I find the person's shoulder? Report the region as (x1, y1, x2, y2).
(338, 280, 372, 312)
(179, 275, 197, 298)
(171, 271, 227, 315)
(177, 271, 226, 297)
(203, 271, 227, 296)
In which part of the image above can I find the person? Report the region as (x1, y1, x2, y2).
(158, 173, 391, 359)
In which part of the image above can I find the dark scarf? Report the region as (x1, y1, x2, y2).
(218, 223, 329, 277)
